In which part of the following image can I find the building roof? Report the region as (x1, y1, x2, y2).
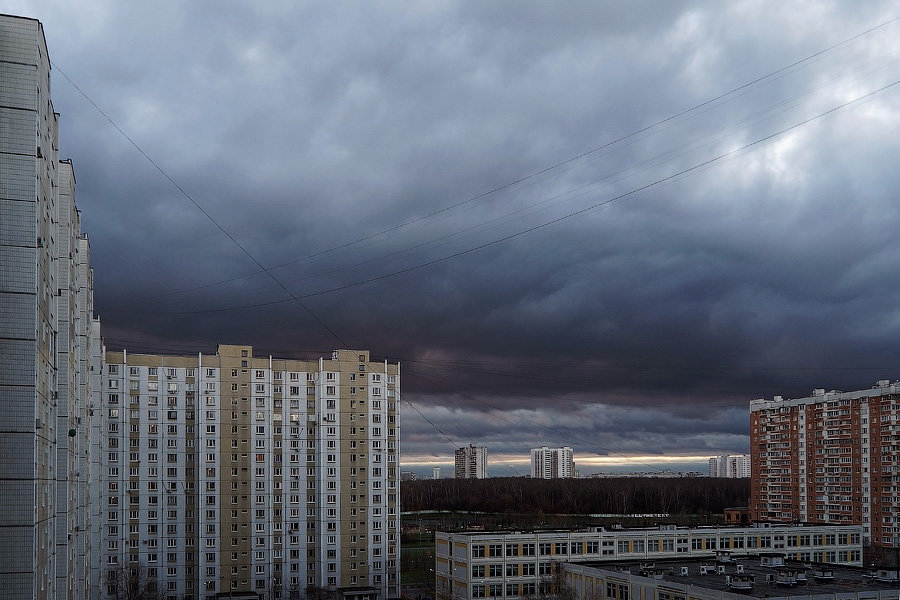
(438, 523, 858, 539)
(750, 379, 900, 411)
(568, 556, 898, 598)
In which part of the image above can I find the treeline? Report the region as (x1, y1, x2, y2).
(401, 477, 748, 515)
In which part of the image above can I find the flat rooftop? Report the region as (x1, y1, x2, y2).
(438, 523, 857, 537)
(571, 556, 898, 597)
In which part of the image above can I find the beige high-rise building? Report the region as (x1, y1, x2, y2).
(98, 346, 400, 600)
(0, 14, 101, 600)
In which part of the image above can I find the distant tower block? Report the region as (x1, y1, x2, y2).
(531, 446, 575, 478)
(455, 444, 488, 479)
(433, 466, 441, 479)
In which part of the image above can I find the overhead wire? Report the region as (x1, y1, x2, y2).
(212, 48, 900, 310)
(397, 393, 459, 452)
(106, 75, 900, 316)
(226, 49, 900, 305)
(55, 15, 900, 471)
(51, 61, 349, 349)
(113, 15, 900, 303)
(398, 357, 900, 388)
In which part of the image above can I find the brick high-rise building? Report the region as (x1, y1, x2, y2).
(750, 381, 900, 548)
(98, 347, 400, 600)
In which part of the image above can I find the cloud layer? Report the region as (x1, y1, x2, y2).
(10, 1, 900, 475)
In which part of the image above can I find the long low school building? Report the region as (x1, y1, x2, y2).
(435, 524, 862, 600)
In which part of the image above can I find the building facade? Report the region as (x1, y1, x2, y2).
(435, 524, 863, 600)
(750, 381, 900, 547)
(0, 14, 101, 600)
(97, 347, 400, 600)
(530, 447, 575, 479)
(455, 445, 488, 479)
(708, 455, 751, 478)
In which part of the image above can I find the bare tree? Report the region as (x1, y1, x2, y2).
(285, 582, 303, 600)
(523, 568, 575, 600)
(304, 585, 336, 600)
(105, 564, 163, 600)
(402, 477, 749, 515)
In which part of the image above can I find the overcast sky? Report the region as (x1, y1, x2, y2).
(10, 1, 900, 476)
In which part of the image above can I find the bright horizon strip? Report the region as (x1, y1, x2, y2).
(400, 453, 717, 468)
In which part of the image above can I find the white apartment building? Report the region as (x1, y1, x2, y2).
(455, 446, 488, 479)
(98, 347, 400, 600)
(1, 13, 403, 600)
(0, 14, 101, 600)
(435, 524, 863, 600)
(530, 447, 574, 479)
(708, 455, 751, 478)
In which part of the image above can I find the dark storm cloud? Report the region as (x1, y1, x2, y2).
(9, 0, 900, 472)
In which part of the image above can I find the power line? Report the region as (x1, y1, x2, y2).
(398, 393, 459, 452)
(139, 47, 900, 307)
(51, 61, 349, 349)
(118, 14, 900, 303)
(110, 75, 900, 316)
